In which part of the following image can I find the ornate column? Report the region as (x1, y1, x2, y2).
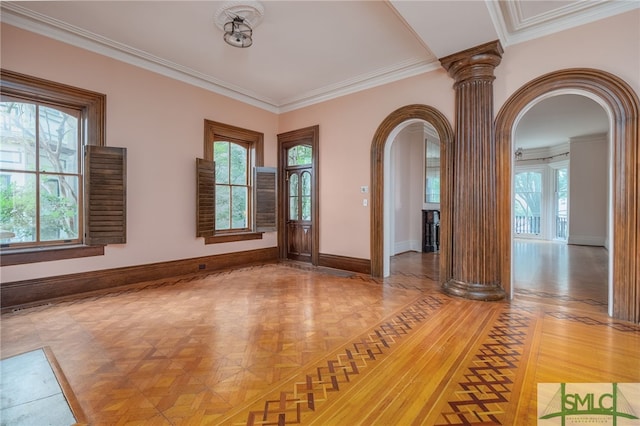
(439, 40, 505, 301)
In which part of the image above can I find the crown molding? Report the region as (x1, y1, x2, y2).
(278, 58, 439, 113)
(485, 0, 639, 47)
(1, 3, 281, 113)
(1, 2, 438, 114)
(570, 132, 608, 144)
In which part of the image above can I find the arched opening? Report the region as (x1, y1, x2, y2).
(511, 93, 610, 313)
(495, 68, 639, 323)
(371, 105, 454, 282)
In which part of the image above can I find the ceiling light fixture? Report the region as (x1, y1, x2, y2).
(224, 16, 253, 48)
(214, 1, 264, 48)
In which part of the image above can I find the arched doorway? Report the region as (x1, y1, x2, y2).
(495, 68, 639, 323)
(511, 94, 610, 310)
(370, 105, 454, 281)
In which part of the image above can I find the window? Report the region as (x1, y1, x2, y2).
(198, 120, 270, 244)
(425, 171, 440, 203)
(214, 140, 249, 231)
(287, 145, 312, 222)
(514, 170, 543, 236)
(287, 145, 312, 166)
(513, 155, 570, 242)
(554, 166, 569, 240)
(424, 137, 440, 204)
(1, 99, 82, 247)
(0, 69, 125, 266)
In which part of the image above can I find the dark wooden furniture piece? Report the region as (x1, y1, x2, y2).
(422, 210, 440, 253)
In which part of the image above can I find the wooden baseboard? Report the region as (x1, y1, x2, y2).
(318, 253, 371, 275)
(1, 247, 278, 311)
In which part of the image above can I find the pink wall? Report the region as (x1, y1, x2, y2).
(278, 71, 455, 258)
(279, 9, 639, 260)
(494, 10, 640, 107)
(569, 135, 608, 246)
(1, 8, 639, 282)
(1, 24, 279, 282)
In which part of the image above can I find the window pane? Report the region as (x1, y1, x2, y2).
(289, 173, 298, 220)
(38, 106, 79, 174)
(514, 171, 542, 235)
(229, 143, 247, 185)
(40, 174, 79, 241)
(289, 196, 298, 220)
(426, 175, 440, 203)
(299, 172, 311, 219)
(289, 173, 298, 195)
(287, 145, 312, 166)
(213, 141, 229, 184)
(231, 186, 248, 228)
(214, 141, 249, 231)
(0, 171, 36, 243)
(555, 168, 568, 240)
(1, 101, 37, 171)
(301, 171, 311, 196)
(215, 184, 230, 230)
(556, 168, 568, 193)
(301, 196, 311, 221)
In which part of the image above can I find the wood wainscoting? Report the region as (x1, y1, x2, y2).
(0, 247, 278, 312)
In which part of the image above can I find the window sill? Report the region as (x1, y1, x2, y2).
(204, 232, 263, 245)
(0, 245, 105, 266)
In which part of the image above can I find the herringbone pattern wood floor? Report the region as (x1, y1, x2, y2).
(1, 244, 639, 425)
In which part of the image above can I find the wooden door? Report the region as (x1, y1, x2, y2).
(278, 126, 319, 265)
(286, 167, 312, 262)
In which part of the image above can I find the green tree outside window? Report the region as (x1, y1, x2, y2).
(1, 101, 80, 245)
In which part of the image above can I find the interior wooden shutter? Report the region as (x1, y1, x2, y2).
(196, 158, 215, 237)
(85, 145, 127, 245)
(254, 167, 277, 232)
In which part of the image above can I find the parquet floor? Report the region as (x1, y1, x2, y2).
(1, 242, 639, 425)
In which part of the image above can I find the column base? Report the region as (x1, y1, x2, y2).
(442, 279, 506, 301)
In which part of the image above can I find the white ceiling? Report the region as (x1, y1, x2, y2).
(2, 0, 636, 146)
(515, 94, 609, 148)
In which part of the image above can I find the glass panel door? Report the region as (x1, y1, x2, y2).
(554, 167, 568, 240)
(285, 164, 312, 262)
(514, 170, 543, 237)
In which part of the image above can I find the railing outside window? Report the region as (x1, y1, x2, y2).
(514, 215, 541, 235)
(556, 216, 568, 240)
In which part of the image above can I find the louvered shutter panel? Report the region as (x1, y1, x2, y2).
(254, 167, 277, 232)
(196, 158, 215, 237)
(85, 145, 127, 245)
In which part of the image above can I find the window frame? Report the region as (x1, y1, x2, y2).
(212, 139, 251, 233)
(513, 165, 546, 239)
(550, 160, 570, 241)
(0, 69, 107, 266)
(1, 96, 84, 248)
(203, 120, 263, 244)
